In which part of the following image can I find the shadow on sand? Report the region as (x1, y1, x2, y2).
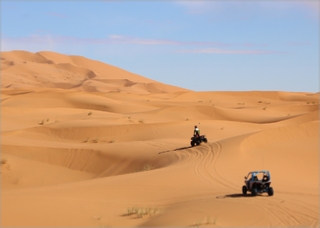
(217, 193, 269, 199)
(158, 146, 192, 154)
(221, 193, 254, 198)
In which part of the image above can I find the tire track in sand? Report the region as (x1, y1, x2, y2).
(258, 195, 319, 226)
(178, 142, 239, 190)
(170, 143, 318, 227)
(192, 144, 216, 186)
(209, 142, 239, 190)
(173, 144, 318, 227)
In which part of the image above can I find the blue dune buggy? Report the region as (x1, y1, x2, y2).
(243, 170, 274, 196)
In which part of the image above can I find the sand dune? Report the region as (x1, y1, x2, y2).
(1, 51, 319, 227)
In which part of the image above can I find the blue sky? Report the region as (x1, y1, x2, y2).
(1, 1, 319, 92)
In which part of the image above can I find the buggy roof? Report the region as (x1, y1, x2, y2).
(245, 170, 272, 181)
(248, 170, 270, 175)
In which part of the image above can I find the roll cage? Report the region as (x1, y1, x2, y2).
(245, 170, 271, 182)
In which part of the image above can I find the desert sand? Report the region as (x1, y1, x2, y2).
(1, 50, 319, 227)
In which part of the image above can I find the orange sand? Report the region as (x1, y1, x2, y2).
(1, 50, 319, 227)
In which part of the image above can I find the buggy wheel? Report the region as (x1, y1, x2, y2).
(268, 187, 274, 196)
(203, 138, 208, 143)
(242, 185, 247, 195)
(252, 187, 258, 196)
(196, 140, 201, 146)
(191, 141, 195, 147)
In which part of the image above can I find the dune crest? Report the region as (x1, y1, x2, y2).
(1, 50, 319, 227)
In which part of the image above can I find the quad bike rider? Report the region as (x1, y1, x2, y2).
(190, 125, 208, 147)
(194, 125, 200, 138)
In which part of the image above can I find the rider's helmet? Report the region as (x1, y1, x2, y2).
(195, 125, 197, 128)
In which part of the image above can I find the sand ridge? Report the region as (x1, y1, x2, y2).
(1, 51, 319, 227)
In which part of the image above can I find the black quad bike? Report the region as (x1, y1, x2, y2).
(190, 135, 208, 147)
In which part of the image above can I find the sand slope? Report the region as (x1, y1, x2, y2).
(1, 51, 319, 227)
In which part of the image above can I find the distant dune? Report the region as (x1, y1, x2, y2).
(1, 50, 189, 93)
(1, 50, 319, 227)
